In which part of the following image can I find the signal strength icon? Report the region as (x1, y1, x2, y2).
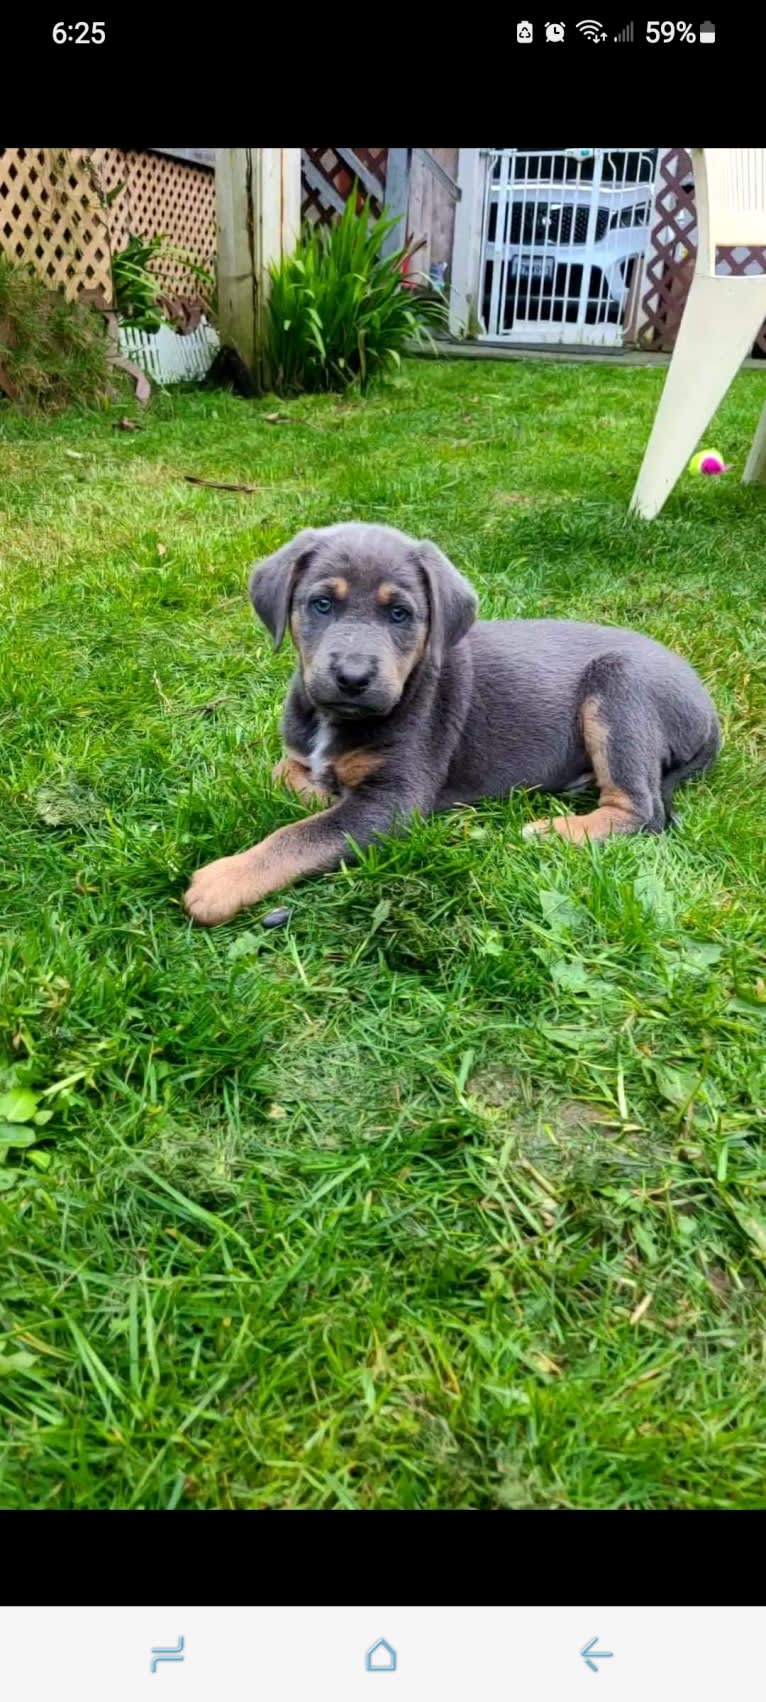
(576, 17, 607, 37)
(614, 19, 634, 38)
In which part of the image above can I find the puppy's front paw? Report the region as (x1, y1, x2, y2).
(183, 854, 254, 926)
(523, 817, 554, 840)
(522, 815, 577, 842)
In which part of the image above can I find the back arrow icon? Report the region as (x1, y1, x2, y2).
(580, 1637, 613, 1673)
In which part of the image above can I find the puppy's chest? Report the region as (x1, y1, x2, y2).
(305, 715, 382, 795)
(308, 720, 337, 787)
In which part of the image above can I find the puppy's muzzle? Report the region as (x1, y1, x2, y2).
(307, 653, 398, 718)
(334, 657, 376, 698)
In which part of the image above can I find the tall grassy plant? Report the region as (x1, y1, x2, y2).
(266, 195, 446, 394)
(0, 256, 112, 412)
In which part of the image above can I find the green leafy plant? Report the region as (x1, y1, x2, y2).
(113, 234, 215, 334)
(266, 193, 447, 394)
(0, 1077, 53, 1192)
(0, 255, 112, 411)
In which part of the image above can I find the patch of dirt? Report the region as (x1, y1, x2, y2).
(467, 1070, 673, 1184)
(492, 490, 535, 507)
(267, 1037, 399, 1127)
(467, 1071, 611, 1132)
(466, 1066, 533, 1110)
(703, 1263, 733, 1302)
(555, 1100, 614, 1130)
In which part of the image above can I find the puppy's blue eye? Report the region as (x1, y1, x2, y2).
(389, 605, 411, 625)
(310, 596, 333, 616)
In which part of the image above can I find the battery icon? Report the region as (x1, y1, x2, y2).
(700, 19, 715, 40)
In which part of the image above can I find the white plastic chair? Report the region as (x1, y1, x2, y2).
(630, 148, 766, 518)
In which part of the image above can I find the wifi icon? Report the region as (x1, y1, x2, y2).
(576, 17, 607, 37)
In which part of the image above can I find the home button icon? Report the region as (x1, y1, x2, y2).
(365, 1638, 397, 1673)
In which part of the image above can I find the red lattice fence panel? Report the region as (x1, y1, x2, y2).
(301, 148, 387, 226)
(638, 147, 766, 356)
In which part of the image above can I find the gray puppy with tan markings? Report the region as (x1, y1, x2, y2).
(184, 521, 720, 926)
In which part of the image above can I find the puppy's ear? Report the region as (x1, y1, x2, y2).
(248, 529, 317, 648)
(415, 540, 477, 663)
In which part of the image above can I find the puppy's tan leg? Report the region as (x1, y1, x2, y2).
(523, 697, 650, 844)
(523, 802, 637, 844)
(184, 785, 412, 927)
(184, 820, 337, 926)
(272, 749, 333, 806)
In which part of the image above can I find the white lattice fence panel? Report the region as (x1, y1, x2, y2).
(0, 148, 216, 304)
(108, 150, 216, 291)
(0, 146, 114, 301)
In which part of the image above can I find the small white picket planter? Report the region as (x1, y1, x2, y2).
(118, 319, 220, 385)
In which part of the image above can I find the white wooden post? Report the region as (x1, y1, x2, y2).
(449, 148, 490, 337)
(216, 148, 301, 389)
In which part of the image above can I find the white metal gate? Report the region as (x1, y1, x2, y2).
(479, 148, 658, 346)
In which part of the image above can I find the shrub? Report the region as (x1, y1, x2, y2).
(266, 193, 446, 395)
(113, 234, 215, 334)
(0, 256, 112, 412)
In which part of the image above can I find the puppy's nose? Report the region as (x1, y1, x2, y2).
(334, 659, 375, 696)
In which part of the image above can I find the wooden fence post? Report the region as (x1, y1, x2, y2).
(216, 148, 301, 390)
(449, 148, 489, 337)
(381, 148, 411, 256)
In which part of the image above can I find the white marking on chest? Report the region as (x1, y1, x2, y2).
(309, 719, 334, 782)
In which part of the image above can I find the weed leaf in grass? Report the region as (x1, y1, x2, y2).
(538, 888, 585, 936)
(226, 932, 265, 963)
(650, 1063, 700, 1107)
(680, 939, 724, 970)
(0, 1125, 38, 1148)
(0, 1345, 38, 1376)
(548, 956, 618, 1003)
(0, 1088, 49, 1184)
(633, 870, 676, 926)
(731, 1209, 766, 1259)
(537, 1023, 607, 1052)
(0, 1088, 38, 1123)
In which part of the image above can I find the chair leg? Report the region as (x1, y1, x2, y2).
(630, 273, 766, 519)
(743, 395, 766, 484)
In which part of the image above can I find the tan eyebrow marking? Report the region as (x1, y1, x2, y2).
(376, 582, 402, 606)
(327, 577, 348, 599)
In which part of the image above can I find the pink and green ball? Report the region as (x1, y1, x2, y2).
(688, 448, 729, 476)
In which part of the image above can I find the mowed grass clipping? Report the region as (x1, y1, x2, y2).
(1, 358, 765, 1510)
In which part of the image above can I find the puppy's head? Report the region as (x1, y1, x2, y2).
(249, 522, 477, 720)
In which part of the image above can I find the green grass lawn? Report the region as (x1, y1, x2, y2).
(1, 357, 765, 1510)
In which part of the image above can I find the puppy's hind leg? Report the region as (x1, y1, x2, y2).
(660, 718, 721, 822)
(524, 657, 666, 845)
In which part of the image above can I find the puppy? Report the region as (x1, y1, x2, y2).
(184, 522, 720, 925)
